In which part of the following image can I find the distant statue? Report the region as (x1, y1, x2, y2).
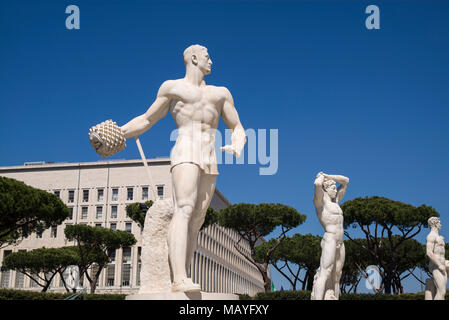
(425, 216, 447, 300)
(311, 172, 349, 300)
(64, 265, 80, 292)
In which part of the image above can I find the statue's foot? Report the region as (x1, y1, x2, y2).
(172, 278, 201, 293)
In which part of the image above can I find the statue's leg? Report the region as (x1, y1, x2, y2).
(333, 243, 345, 299)
(425, 278, 436, 300)
(311, 234, 337, 300)
(433, 270, 447, 300)
(168, 163, 200, 290)
(185, 173, 217, 284)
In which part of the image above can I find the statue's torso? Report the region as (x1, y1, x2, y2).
(316, 200, 344, 243)
(167, 79, 225, 175)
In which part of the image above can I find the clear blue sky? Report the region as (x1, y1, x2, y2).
(1, 0, 448, 293)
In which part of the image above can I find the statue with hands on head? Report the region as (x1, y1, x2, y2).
(311, 171, 349, 300)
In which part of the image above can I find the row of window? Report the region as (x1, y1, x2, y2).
(54, 186, 164, 203)
(65, 205, 134, 221)
(35, 222, 133, 239)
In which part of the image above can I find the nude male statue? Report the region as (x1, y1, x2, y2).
(119, 45, 246, 292)
(311, 172, 349, 300)
(425, 216, 447, 300)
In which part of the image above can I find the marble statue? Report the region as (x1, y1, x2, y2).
(425, 216, 447, 300)
(311, 172, 349, 300)
(89, 44, 246, 295)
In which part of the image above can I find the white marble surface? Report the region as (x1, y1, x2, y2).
(311, 172, 349, 300)
(126, 292, 239, 300)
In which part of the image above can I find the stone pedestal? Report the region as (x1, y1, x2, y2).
(139, 199, 173, 294)
(125, 292, 239, 300)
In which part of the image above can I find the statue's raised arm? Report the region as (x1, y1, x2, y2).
(121, 80, 173, 139)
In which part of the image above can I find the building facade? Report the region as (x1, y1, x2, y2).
(0, 159, 267, 296)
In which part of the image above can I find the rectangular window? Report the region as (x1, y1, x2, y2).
(142, 187, 148, 201)
(1, 250, 12, 288)
(111, 206, 118, 219)
(83, 190, 89, 202)
(68, 190, 75, 203)
(121, 264, 131, 287)
(30, 273, 40, 288)
(36, 230, 43, 238)
(157, 186, 164, 198)
(81, 207, 88, 219)
(54, 190, 60, 198)
(95, 223, 102, 228)
(97, 189, 104, 202)
(125, 222, 132, 233)
(96, 206, 103, 219)
(50, 226, 57, 238)
(127, 188, 133, 201)
(106, 264, 115, 287)
(15, 271, 25, 288)
(68, 207, 73, 220)
(137, 247, 142, 286)
(110, 223, 117, 230)
(112, 188, 118, 201)
(122, 247, 131, 262)
(108, 249, 116, 262)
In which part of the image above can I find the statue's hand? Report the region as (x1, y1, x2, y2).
(316, 172, 324, 178)
(220, 145, 241, 158)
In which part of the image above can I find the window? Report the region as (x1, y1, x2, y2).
(97, 189, 104, 202)
(112, 188, 118, 201)
(68, 207, 73, 220)
(36, 230, 43, 238)
(157, 186, 164, 198)
(15, 271, 25, 288)
(108, 249, 116, 262)
(1, 251, 12, 288)
(110, 223, 117, 230)
(83, 190, 89, 202)
(95, 223, 102, 228)
(96, 206, 103, 219)
(127, 188, 133, 201)
(125, 222, 132, 233)
(54, 190, 60, 198)
(50, 226, 57, 238)
(106, 264, 115, 287)
(142, 187, 148, 201)
(121, 264, 131, 287)
(122, 247, 131, 262)
(111, 206, 118, 219)
(68, 190, 75, 203)
(81, 207, 88, 219)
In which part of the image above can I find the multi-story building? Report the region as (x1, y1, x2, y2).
(0, 159, 267, 296)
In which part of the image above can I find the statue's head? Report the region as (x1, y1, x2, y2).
(323, 179, 337, 200)
(183, 44, 212, 75)
(428, 216, 441, 231)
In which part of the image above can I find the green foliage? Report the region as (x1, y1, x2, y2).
(342, 196, 438, 232)
(249, 290, 448, 300)
(341, 196, 438, 294)
(2, 247, 80, 292)
(0, 177, 69, 247)
(125, 200, 153, 229)
(255, 234, 321, 290)
(64, 224, 136, 293)
(219, 203, 306, 241)
(217, 203, 306, 292)
(0, 289, 126, 300)
(200, 207, 219, 231)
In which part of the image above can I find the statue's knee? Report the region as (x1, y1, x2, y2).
(319, 267, 333, 278)
(176, 201, 195, 220)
